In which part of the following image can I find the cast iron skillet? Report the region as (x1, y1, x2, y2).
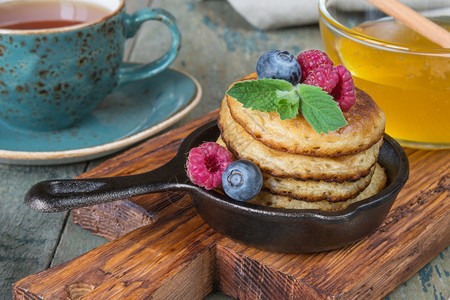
(25, 120, 409, 253)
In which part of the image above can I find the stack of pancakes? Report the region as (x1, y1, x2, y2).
(218, 73, 387, 211)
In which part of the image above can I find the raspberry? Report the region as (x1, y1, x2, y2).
(330, 65, 356, 112)
(297, 50, 333, 82)
(186, 142, 233, 190)
(303, 65, 339, 93)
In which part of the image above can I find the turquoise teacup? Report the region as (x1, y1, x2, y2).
(0, 0, 180, 131)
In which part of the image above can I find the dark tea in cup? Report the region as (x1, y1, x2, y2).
(0, 0, 111, 30)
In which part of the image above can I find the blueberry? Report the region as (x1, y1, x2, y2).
(256, 50, 302, 85)
(222, 160, 263, 202)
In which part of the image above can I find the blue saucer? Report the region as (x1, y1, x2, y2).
(0, 68, 201, 165)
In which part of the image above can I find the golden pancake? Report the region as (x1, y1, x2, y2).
(218, 97, 382, 182)
(250, 163, 387, 211)
(226, 73, 385, 157)
(216, 136, 374, 201)
(262, 164, 375, 202)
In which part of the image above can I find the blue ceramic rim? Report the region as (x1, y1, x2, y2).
(0, 0, 125, 35)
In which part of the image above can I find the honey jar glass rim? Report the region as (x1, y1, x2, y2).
(318, 0, 450, 55)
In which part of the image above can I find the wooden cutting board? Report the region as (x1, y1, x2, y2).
(14, 110, 449, 299)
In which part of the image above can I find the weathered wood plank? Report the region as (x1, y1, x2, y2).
(0, 163, 86, 298)
(50, 212, 107, 268)
(391, 247, 449, 299)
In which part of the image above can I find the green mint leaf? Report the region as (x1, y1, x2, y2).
(297, 84, 347, 134)
(226, 78, 294, 112)
(275, 89, 300, 120)
(226, 79, 347, 134)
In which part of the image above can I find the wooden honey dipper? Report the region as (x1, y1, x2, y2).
(366, 0, 450, 48)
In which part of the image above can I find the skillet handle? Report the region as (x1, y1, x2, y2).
(25, 157, 190, 213)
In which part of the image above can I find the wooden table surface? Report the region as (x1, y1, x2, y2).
(1, 0, 448, 299)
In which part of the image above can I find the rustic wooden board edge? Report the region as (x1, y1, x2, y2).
(73, 200, 155, 241)
(216, 243, 329, 299)
(13, 205, 224, 299)
(216, 214, 449, 300)
(72, 110, 219, 240)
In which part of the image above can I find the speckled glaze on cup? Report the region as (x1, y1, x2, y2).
(0, 0, 180, 131)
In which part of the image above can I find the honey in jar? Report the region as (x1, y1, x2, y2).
(320, 17, 450, 149)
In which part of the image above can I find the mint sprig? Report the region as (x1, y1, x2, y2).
(226, 79, 347, 134)
(225, 78, 293, 112)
